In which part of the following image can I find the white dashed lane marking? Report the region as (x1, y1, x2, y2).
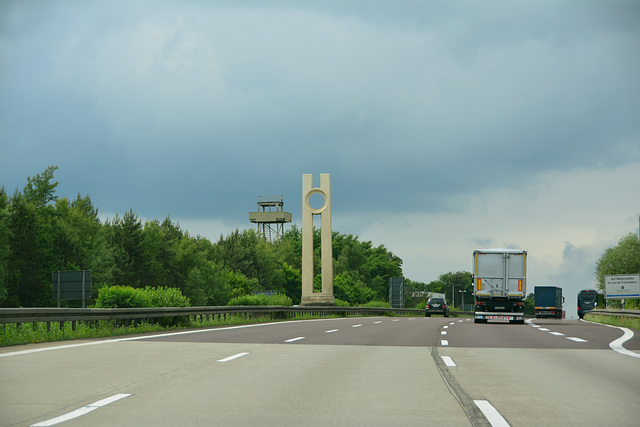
(217, 352, 249, 362)
(441, 356, 456, 367)
(474, 400, 511, 427)
(31, 394, 131, 427)
(527, 319, 588, 343)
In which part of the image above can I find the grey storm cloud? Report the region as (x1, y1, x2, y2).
(2, 0, 639, 225)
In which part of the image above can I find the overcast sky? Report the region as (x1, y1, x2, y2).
(2, 1, 639, 316)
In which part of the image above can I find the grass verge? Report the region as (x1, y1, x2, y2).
(0, 313, 344, 347)
(584, 313, 640, 331)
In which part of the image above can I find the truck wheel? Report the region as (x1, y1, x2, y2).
(425, 313, 431, 317)
(444, 313, 450, 317)
(474, 318, 485, 324)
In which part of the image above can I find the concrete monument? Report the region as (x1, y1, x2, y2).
(301, 173, 334, 306)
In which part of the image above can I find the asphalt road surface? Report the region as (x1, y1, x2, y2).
(1, 316, 639, 426)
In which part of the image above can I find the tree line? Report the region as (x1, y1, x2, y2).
(0, 166, 406, 308)
(4, 166, 634, 310)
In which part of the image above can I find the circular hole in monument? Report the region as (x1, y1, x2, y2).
(308, 192, 326, 210)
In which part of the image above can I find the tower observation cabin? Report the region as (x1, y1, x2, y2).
(248, 195, 292, 241)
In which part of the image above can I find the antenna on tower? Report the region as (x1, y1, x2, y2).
(248, 195, 292, 241)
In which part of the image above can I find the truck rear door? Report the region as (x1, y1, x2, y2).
(505, 252, 526, 297)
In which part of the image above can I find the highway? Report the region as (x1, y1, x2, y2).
(1, 316, 639, 426)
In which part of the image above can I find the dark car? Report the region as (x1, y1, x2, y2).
(426, 297, 450, 317)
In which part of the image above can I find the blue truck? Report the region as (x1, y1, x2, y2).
(534, 286, 564, 319)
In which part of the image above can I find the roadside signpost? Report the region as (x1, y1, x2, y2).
(52, 270, 91, 308)
(604, 274, 640, 300)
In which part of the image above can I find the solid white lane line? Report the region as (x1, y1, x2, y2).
(1, 341, 111, 358)
(31, 407, 98, 426)
(217, 352, 249, 362)
(90, 394, 132, 407)
(441, 356, 456, 367)
(31, 394, 131, 427)
(285, 337, 305, 343)
(583, 318, 640, 359)
(474, 400, 510, 427)
(609, 327, 640, 359)
(441, 340, 449, 346)
(567, 337, 588, 343)
(325, 329, 339, 333)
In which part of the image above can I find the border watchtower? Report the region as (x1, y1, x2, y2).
(248, 195, 292, 241)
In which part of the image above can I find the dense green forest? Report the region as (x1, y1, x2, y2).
(1, 166, 436, 308)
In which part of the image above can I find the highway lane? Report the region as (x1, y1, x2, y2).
(1, 316, 639, 426)
(437, 318, 640, 426)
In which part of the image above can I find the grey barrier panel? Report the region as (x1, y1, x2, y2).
(389, 277, 405, 309)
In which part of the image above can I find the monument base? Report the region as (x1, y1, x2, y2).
(300, 294, 335, 306)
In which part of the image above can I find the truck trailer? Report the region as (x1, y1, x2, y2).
(534, 286, 564, 319)
(473, 249, 526, 324)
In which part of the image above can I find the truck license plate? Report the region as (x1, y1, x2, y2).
(487, 315, 511, 320)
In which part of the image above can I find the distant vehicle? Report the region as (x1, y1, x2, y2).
(425, 297, 450, 317)
(534, 286, 564, 319)
(577, 289, 598, 319)
(472, 249, 526, 324)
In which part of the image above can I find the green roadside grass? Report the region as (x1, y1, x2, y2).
(1, 313, 337, 347)
(584, 313, 640, 331)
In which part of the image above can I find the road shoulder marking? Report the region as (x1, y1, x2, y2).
(580, 318, 640, 358)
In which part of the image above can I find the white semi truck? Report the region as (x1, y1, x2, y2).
(472, 249, 527, 324)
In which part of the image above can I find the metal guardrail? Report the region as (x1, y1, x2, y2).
(1, 306, 461, 331)
(589, 309, 640, 319)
